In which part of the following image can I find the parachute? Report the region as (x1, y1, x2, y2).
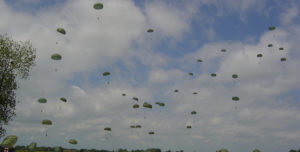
(279, 47, 284, 50)
(186, 125, 192, 129)
(51, 54, 62, 60)
(193, 92, 197, 95)
(130, 125, 135, 128)
(268, 44, 273, 47)
(188, 72, 194, 76)
(133, 104, 139, 109)
(38, 98, 47, 103)
(147, 29, 154, 33)
(143, 102, 152, 109)
(268, 26, 276, 31)
(197, 59, 202, 62)
(232, 96, 240, 101)
(42, 120, 52, 125)
(253, 149, 261, 152)
(257, 54, 263, 58)
(148, 131, 155, 135)
(68, 139, 77, 144)
(221, 49, 226, 52)
(60, 97, 67, 102)
(135, 125, 141, 128)
(174, 89, 179, 93)
(27, 142, 37, 152)
(102, 72, 110, 76)
(211, 73, 216, 77)
(132, 97, 138, 102)
(56, 28, 66, 35)
(280, 57, 286, 62)
(0, 135, 18, 148)
(122, 93, 126, 96)
(104, 127, 111, 131)
(191, 111, 197, 115)
(232, 74, 238, 79)
(155, 102, 165, 107)
(93, 3, 103, 10)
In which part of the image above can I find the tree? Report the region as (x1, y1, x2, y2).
(0, 35, 36, 137)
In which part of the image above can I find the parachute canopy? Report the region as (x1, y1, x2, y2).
(211, 73, 216, 77)
(186, 125, 192, 129)
(60, 97, 67, 102)
(143, 102, 152, 109)
(232, 74, 238, 79)
(38, 98, 47, 103)
(279, 47, 284, 50)
(188, 72, 193, 76)
(133, 104, 139, 109)
(1, 135, 18, 148)
(122, 93, 126, 96)
(148, 131, 155, 135)
(280, 57, 286, 62)
(135, 125, 141, 128)
(174, 89, 179, 93)
(51, 53, 62, 60)
(257, 54, 263, 58)
(221, 49, 226, 52)
(68, 139, 77, 144)
(193, 92, 197, 95)
(102, 72, 110, 76)
(147, 29, 154, 33)
(56, 28, 66, 35)
(268, 26, 276, 31)
(132, 97, 138, 101)
(41, 119, 52, 125)
(218, 149, 229, 152)
(232, 96, 240, 101)
(191, 111, 197, 115)
(155, 102, 165, 107)
(268, 44, 273, 47)
(93, 2, 103, 10)
(104, 127, 111, 131)
(197, 59, 202, 62)
(130, 125, 135, 128)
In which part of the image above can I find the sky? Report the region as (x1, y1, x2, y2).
(1, 0, 300, 152)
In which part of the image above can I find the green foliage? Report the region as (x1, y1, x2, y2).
(0, 35, 36, 138)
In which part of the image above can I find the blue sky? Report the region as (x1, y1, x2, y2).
(1, 0, 300, 152)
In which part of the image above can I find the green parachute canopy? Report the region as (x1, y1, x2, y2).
(280, 57, 286, 62)
(104, 127, 111, 131)
(60, 97, 67, 102)
(211, 73, 216, 77)
(186, 125, 192, 129)
(132, 97, 138, 101)
(41, 119, 52, 125)
(191, 111, 197, 115)
(218, 149, 229, 152)
(232, 74, 238, 79)
(193, 92, 197, 95)
(268, 26, 276, 31)
(221, 49, 226, 52)
(197, 59, 202, 62)
(268, 44, 273, 47)
(148, 131, 155, 135)
(188, 72, 194, 76)
(253, 149, 261, 152)
(1, 135, 18, 148)
(257, 54, 263, 58)
(56, 28, 66, 35)
(122, 93, 126, 96)
(174, 89, 179, 93)
(135, 125, 141, 128)
(130, 125, 135, 128)
(143, 102, 152, 109)
(147, 29, 154, 33)
(102, 72, 110, 76)
(93, 2, 103, 10)
(27, 142, 37, 152)
(232, 96, 240, 101)
(155, 102, 165, 107)
(51, 53, 62, 60)
(133, 104, 139, 109)
(279, 47, 284, 50)
(38, 98, 47, 103)
(68, 139, 77, 144)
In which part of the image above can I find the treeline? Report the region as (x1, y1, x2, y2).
(14, 146, 162, 152)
